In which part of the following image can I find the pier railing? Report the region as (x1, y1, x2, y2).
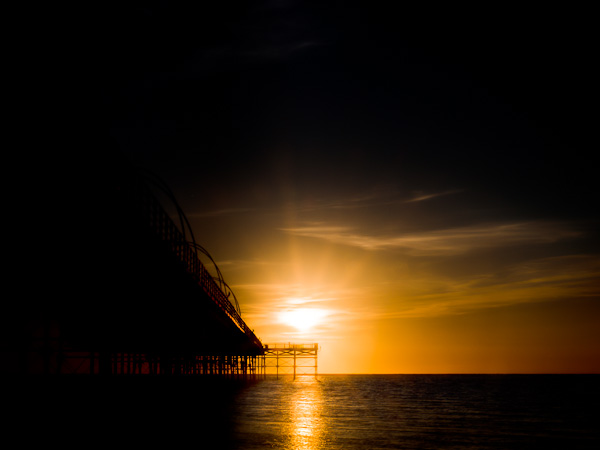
(123, 173, 261, 348)
(263, 343, 319, 350)
(262, 343, 319, 378)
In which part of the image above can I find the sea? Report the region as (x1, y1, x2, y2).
(10, 374, 599, 449)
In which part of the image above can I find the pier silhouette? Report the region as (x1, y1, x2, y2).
(2, 146, 263, 377)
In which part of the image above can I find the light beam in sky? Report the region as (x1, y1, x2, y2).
(278, 308, 330, 332)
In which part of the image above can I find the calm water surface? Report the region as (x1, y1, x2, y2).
(226, 375, 598, 450)
(13, 374, 599, 449)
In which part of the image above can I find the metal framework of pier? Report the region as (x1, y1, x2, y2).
(15, 337, 265, 378)
(2, 153, 325, 380)
(262, 344, 318, 378)
(2, 157, 265, 377)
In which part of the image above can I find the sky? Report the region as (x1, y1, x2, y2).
(67, 2, 598, 373)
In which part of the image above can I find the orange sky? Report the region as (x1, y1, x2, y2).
(181, 202, 600, 374)
(105, 3, 598, 374)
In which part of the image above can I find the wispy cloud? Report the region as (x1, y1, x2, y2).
(405, 189, 463, 203)
(363, 254, 600, 319)
(285, 296, 338, 305)
(233, 283, 344, 307)
(231, 282, 359, 326)
(281, 221, 582, 254)
(242, 40, 323, 60)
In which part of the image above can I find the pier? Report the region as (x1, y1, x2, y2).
(1, 153, 264, 377)
(263, 343, 319, 379)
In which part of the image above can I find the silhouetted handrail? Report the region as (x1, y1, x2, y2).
(187, 242, 242, 316)
(120, 168, 260, 347)
(264, 343, 318, 350)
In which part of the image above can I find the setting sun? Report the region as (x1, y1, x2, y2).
(278, 308, 329, 332)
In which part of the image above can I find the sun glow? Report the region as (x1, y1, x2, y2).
(288, 377, 324, 449)
(279, 308, 329, 332)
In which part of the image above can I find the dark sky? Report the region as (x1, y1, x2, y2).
(70, 2, 595, 221)
(43, 2, 600, 372)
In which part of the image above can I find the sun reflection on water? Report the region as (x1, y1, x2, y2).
(287, 376, 324, 450)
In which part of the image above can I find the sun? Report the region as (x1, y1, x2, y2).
(278, 308, 329, 332)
